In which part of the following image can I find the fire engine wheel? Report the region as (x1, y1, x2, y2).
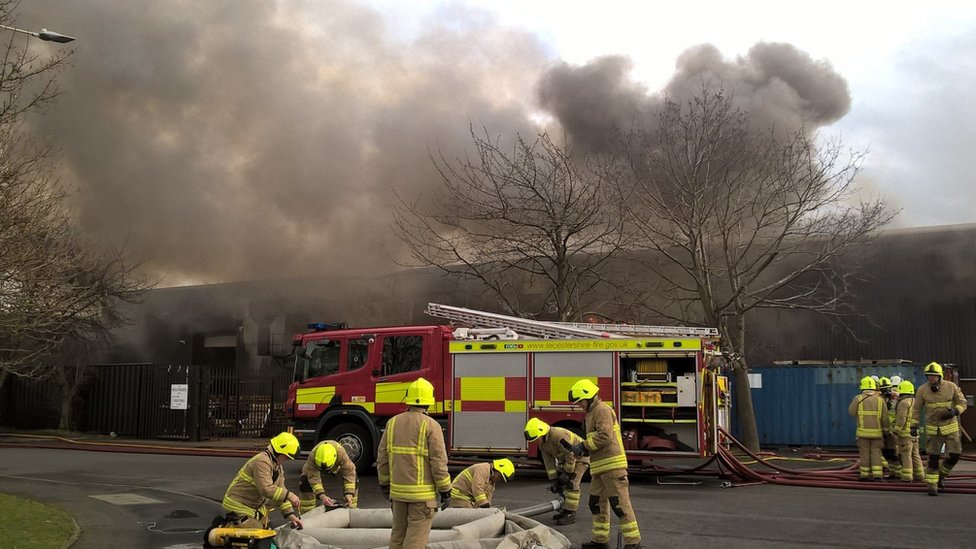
(325, 423, 374, 475)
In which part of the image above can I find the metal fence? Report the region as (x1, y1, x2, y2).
(1, 363, 292, 441)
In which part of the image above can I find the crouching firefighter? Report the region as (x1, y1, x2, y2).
(298, 440, 359, 513)
(523, 417, 589, 525)
(912, 362, 968, 496)
(206, 432, 303, 547)
(449, 458, 514, 508)
(567, 379, 641, 549)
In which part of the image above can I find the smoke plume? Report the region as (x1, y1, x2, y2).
(539, 42, 851, 150)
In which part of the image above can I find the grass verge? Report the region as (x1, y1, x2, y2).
(0, 492, 79, 548)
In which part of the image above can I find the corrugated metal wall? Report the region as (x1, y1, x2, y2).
(750, 363, 927, 447)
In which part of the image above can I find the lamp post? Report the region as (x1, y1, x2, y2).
(0, 24, 75, 43)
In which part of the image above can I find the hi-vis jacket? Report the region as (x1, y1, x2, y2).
(222, 448, 295, 519)
(848, 390, 888, 439)
(377, 408, 452, 505)
(302, 440, 357, 498)
(893, 395, 917, 438)
(539, 426, 589, 480)
(582, 396, 628, 476)
(451, 462, 495, 507)
(912, 380, 967, 436)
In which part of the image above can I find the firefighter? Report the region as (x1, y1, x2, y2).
(567, 379, 641, 549)
(879, 377, 900, 479)
(297, 440, 358, 513)
(377, 377, 452, 549)
(219, 431, 303, 529)
(848, 376, 888, 481)
(892, 380, 924, 482)
(911, 362, 967, 496)
(523, 417, 589, 525)
(449, 458, 514, 508)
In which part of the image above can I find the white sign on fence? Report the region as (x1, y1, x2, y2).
(171, 383, 189, 410)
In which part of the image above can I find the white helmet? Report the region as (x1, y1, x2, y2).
(890, 375, 902, 387)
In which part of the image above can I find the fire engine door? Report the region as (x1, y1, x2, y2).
(450, 353, 528, 451)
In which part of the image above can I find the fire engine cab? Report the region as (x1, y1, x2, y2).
(286, 304, 730, 473)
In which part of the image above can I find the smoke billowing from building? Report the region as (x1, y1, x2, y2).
(21, 2, 854, 286)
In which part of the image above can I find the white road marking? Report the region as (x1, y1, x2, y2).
(90, 493, 165, 505)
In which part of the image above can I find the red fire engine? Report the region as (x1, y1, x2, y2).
(286, 304, 730, 472)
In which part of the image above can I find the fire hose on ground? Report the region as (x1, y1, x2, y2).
(715, 427, 976, 493)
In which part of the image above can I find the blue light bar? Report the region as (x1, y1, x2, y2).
(307, 322, 348, 332)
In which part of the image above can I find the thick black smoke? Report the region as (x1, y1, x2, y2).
(19, 0, 547, 284)
(539, 42, 851, 150)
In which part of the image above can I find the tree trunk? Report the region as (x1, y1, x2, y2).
(732, 360, 760, 452)
(58, 387, 74, 431)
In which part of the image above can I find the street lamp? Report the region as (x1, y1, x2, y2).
(0, 24, 75, 43)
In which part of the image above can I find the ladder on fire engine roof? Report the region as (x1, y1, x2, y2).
(425, 303, 719, 339)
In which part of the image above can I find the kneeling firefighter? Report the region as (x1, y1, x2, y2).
(523, 417, 589, 525)
(449, 458, 515, 508)
(298, 440, 359, 512)
(206, 432, 303, 547)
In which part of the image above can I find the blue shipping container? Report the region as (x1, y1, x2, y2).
(749, 363, 928, 448)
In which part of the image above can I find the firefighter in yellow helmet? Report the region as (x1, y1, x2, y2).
(524, 417, 589, 525)
(449, 458, 514, 508)
(911, 362, 967, 496)
(848, 376, 888, 480)
(892, 380, 924, 482)
(376, 377, 452, 549)
(567, 379, 641, 549)
(877, 377, 898, 478)
(297, 440, 358, 513)
(220, 431, 303, 529)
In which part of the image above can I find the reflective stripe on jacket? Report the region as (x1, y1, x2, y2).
(539, 427, 590, 480)
(376, 408, 451, 504)
(912, 380, 967, 436)
(301, 440, 357, 497)
(848, 391, 886, 439)
(583, 396, 628, 475)
(450, 462, 495, 507)
(221, 448, 293, 519)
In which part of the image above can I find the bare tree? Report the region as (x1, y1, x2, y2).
(393, 126, 627, 321)
(0, 3, 152, 397)
(621, 85, 894, 451)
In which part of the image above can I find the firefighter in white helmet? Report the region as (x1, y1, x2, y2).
(377, 377, 452, 549)
(523, 417, 589, 525)
(449, 458, 514, 508)
(297, 440, 358, 513)
(849, 376, 888, 480)
(567, 379, 641, 549)
(892, 380, 924, 482)
(911, 362, 967, 496)
(219, 431, 303, 529)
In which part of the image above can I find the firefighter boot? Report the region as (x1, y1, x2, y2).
(581, 542, 610, 549)
(938, 474, 946, 493)
(555, 510, 576, 525)
(623, 545, 642, 549)
(928, 483, 939, 496)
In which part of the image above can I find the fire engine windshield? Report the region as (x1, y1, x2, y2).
(295, 340, 340, 382)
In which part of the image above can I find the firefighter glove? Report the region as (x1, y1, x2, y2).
(560, 439, 587, 457)
(940, 408, 959, 420)
(549, 479, 561, 494)
(439, 490, 452, 510)
(557, 471, 572, 488)
(380, 484, 390, 501)
(910, 425, 919, 437)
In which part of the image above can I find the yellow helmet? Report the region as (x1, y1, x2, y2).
(523, 418, 550, 442)
(877, 377, 892, 390)
(859, 376, 876, 391)
(924, 362, 944, 378)
(404, 377, 435, 407)
(569, 379, 599, 402)
(492, 458, 515, 482)
(897, 380, 915, 394)
(315, 442, 338, 470)
(270, 431, 300, 460)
